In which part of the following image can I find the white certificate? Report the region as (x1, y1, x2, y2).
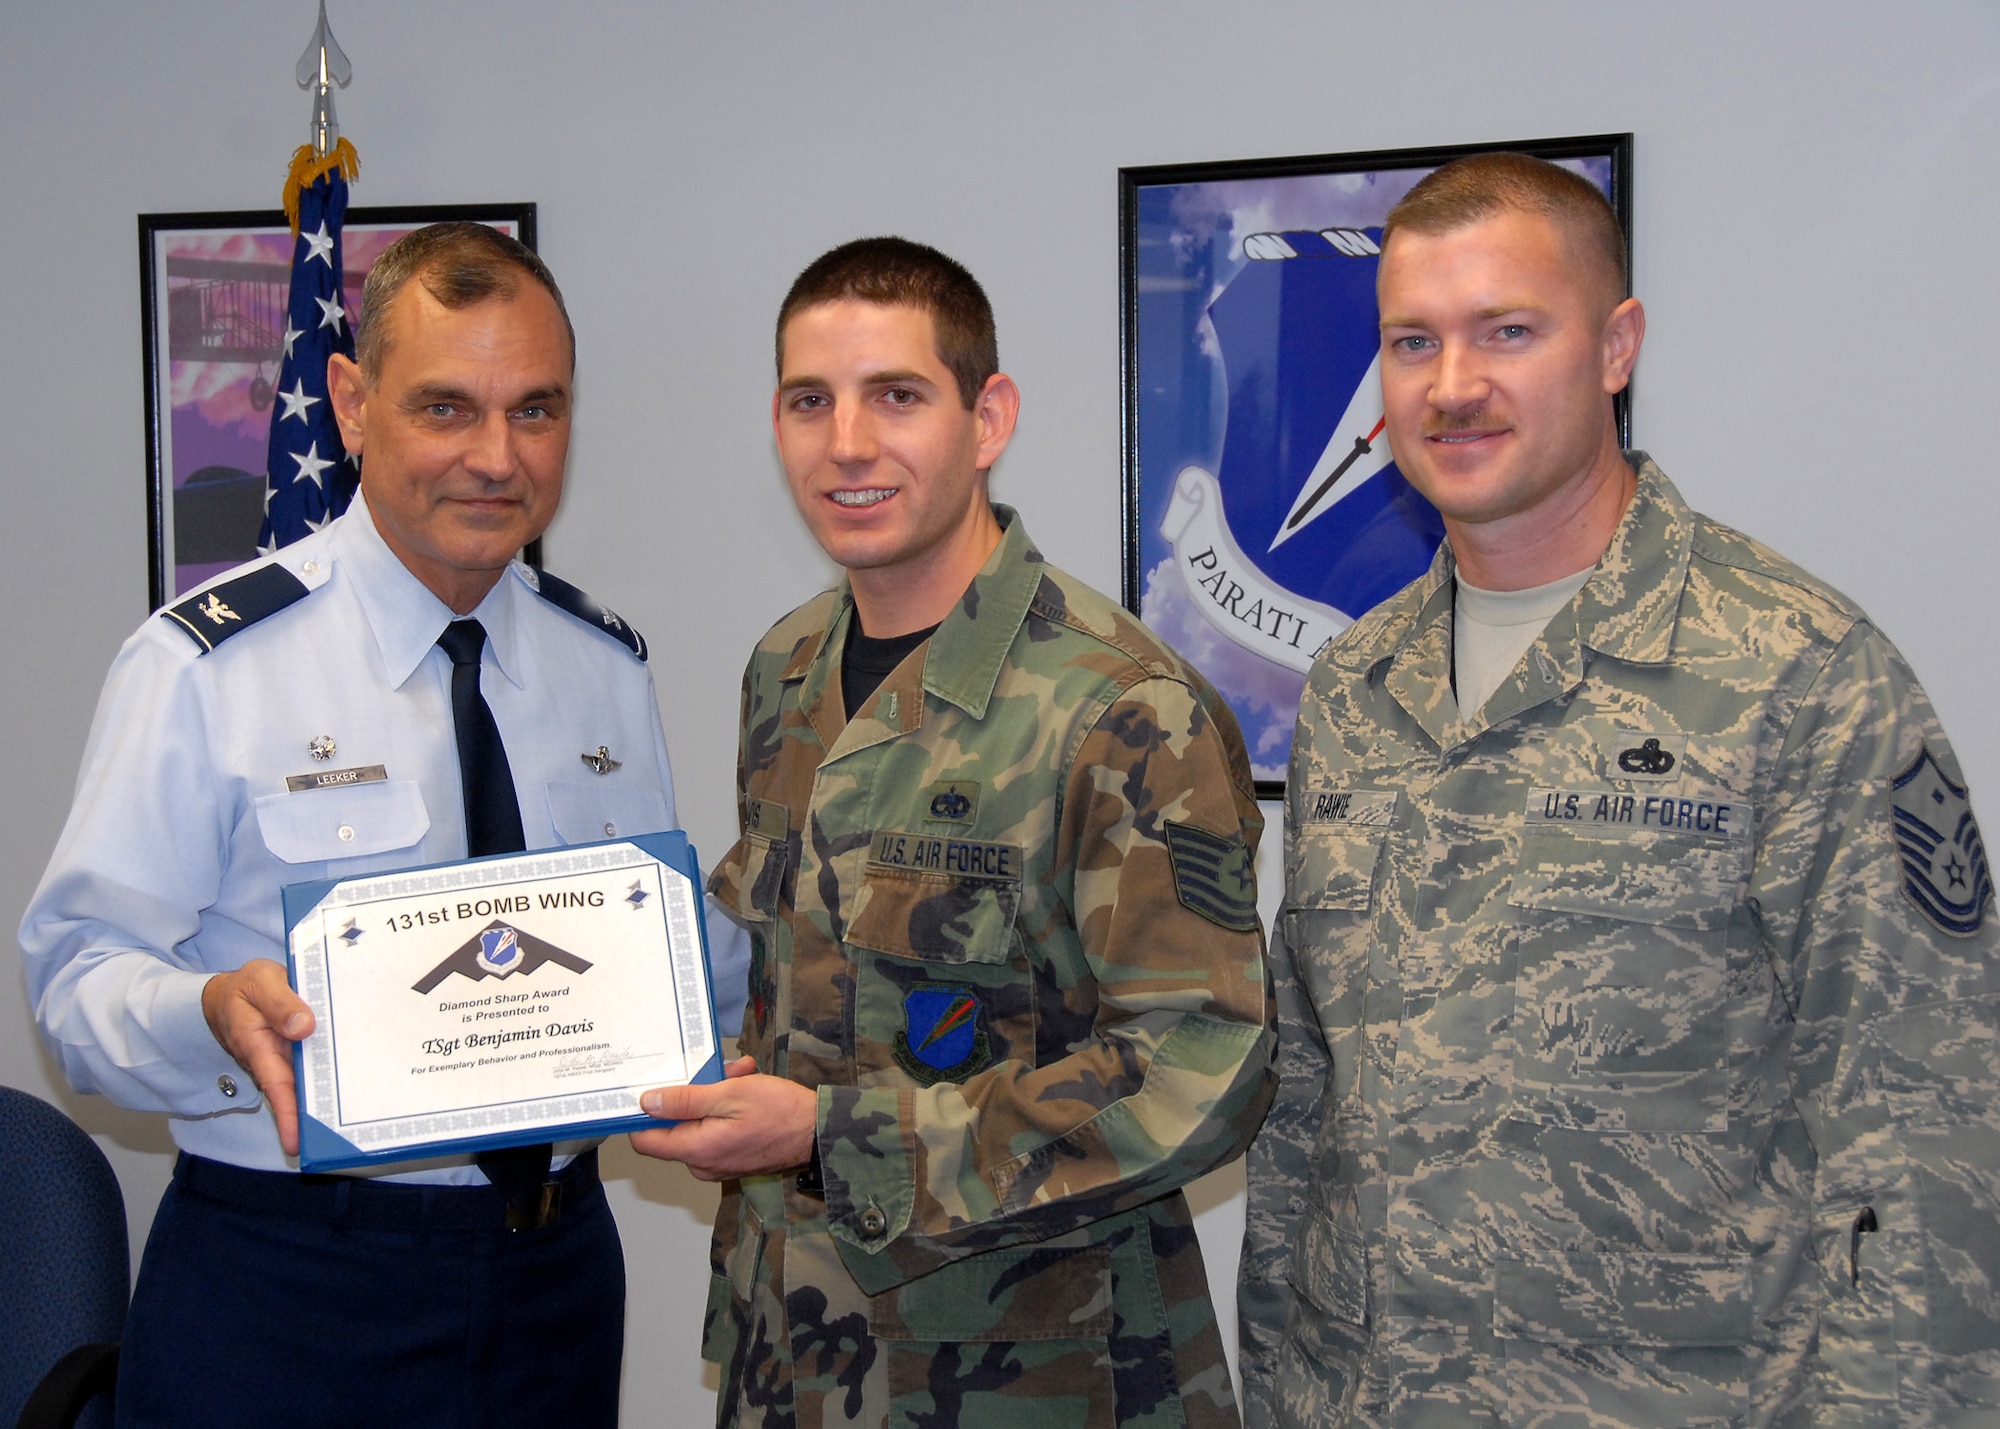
(283, 830, 720, 1171)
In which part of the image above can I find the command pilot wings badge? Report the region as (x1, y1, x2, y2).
(1891, 743, 1992, 936)
(411, 919, 594, 994)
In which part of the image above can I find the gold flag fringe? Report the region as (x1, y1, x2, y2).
(282, 139, 361, 236)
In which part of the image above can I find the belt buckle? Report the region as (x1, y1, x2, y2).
(505, 1179, 564, 1232)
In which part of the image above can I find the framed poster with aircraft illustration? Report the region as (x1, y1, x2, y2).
(139, 203, 537, 610)
(1119, 134, 1631, 797)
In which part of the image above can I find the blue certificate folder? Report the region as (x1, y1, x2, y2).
(282, 830, 724, 1173)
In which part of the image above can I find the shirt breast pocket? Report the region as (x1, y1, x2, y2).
(845, 867, 1021, 965)
(253, 781, 431, 869)
(1285, 826, 1387, 1015)
(713, 833, 789, 923)
(1506, 828, 1751, 1133)
(846, 867, 1028, 1084)
(544, 780, 672, 845)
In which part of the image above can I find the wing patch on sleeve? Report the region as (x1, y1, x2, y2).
(1164, 820, 1259, 932)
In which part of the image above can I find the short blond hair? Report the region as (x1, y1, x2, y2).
(1383, 152, 1626, 308)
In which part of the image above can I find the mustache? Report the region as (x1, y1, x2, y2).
(1420, 409, 1494, 439)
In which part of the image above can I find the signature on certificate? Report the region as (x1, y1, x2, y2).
(549, 1043, 632, 1079)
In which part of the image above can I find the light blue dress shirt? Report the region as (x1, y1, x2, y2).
(22, 496, 748, 1177)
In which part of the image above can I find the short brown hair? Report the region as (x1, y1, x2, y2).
(1383, 152, 1627, 307)
(354, 221, 574, 379)
(775, 237, 997, 409)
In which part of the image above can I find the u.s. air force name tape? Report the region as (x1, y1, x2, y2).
(1297, 788, 1398, 828)
(1160, 466, 1349, 674)
(869, 833, 1021, 883)
(1526, 787, 1750, 841)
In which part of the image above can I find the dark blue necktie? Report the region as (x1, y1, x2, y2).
(437, 619, 552, 1224)
(437, 619, 525, 860)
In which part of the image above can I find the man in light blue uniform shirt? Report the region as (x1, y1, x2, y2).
(21, 222, 746, 1427)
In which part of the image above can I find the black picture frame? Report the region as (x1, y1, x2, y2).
(139, 202, 539, 611)
(1120, 135, 1631, 798)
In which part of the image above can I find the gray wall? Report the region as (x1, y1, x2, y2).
(4, 1, 1995, 1419)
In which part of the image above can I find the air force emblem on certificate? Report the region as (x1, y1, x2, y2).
(477, 926, 522, 976)
(1892, 743, 1993, 936)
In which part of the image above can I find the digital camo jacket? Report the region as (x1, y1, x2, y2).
(1240, 457, 2000, 1428)
(705, 507, 1276, 1429)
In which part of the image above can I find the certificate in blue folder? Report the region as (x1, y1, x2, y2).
(282, 830, 723, 1173)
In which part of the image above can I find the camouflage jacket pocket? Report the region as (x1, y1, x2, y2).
(1509, 825, 1745, 930)
(868, 1242, 1119, 1421)
(701, 1195, 764, 1368)
(866, 1242, 1113, 1342)
(846, 865, 1022, 965)
(1810, 1207, 1912, 1408)
(712, 829, 789, 923)
(1286, 826, 1387, 1017)
(1505, 828, 1750, 1133)
(1289, 1206, 1368, 1328)
(1494, 1250, 1751, 1347)
(1848, 995, 2000, 1396)
(1865, 992, 2000, 1132)
(1287, 825, 1386, 914)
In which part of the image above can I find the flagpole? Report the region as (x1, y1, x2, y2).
(259, 3, 360, 556)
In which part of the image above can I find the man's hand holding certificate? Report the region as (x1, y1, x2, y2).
(282, 831, 722, 1171)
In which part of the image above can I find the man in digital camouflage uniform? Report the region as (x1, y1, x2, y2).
(634, 237, 1276, 1427)
(1239, 152, 2000, 1427)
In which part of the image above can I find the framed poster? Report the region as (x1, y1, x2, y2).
(1120, 135, 1631, 797)
(139, 202, 538, 610)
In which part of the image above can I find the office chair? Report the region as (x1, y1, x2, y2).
(0, 1087, 128, 1429)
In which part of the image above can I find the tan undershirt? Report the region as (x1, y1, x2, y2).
(1453, 567, 1593, 719)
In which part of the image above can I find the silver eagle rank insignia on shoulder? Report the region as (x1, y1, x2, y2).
(161, 564, 311, 653)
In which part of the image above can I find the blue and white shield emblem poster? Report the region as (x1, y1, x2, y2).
(1121, 139, 1627, 791)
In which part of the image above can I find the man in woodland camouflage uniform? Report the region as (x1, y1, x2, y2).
(636, 237, 1276, 1427)
(1239, 152, 2000, 1427)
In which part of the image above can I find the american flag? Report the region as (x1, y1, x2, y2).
(259, 144, 359, 553)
